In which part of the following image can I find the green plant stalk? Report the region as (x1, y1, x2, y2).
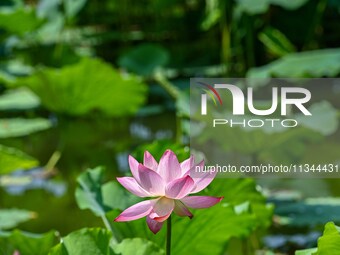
(220, 0, 230, 72)
(245, 15, 255, 69)
(166, 215, 172, 255)
(45, 151, 61, 172)
(101, 215, 118, 244)
(303, 0, 328, 50)
(154, 71, 182, 144)
(154, 71, 180, 100)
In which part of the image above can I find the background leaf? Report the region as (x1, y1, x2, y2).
(0, 209, 36, 230)
(236, 0, 310, 15)
(48, 228, 114, 255)
(107, 178, 273, 255)
(0, 88, 40, 110)
(247, 49, 340, 78)
(16, 58, 148, 116)
(0, 145, 39, 174)
(112, 238, 164, 255)
(0, 8, 42, 35)
(63, 0, 87, 18)
(0, 229, 57, 255)
(295, 222, 340, 254)
(118, 44, 170, 76)
(259, 27, 296, 57)
(0, 118, 52, 138)
(296, 101, 339, 136)
(314, 222, 340, 255)
(75, 167, 140, 217)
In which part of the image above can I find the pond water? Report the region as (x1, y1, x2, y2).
(0, 113, 176, 235)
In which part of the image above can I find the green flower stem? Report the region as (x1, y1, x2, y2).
(154, 70, 183, 143)
(166, 215, 172, 255)
(101, 215, 118, 244)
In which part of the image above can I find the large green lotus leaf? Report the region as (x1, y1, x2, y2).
(0, 118, 52, 138)
(236, 0, 310, 15)
(75, 167, 140, 217)
(49, 229, 164, 255)
(118, 44, 169, 76)
(295, 222, 340, 255)
(0, 229, 57, 255)
(0, 8, 42, 35)
(106, 210, 155, 243)
(0, 88, 40, 110)
(203, 178, 273, 228)
(247, 48, 340, 78)
(112, 238, 164, 255)
(0, 145, 39, 174)
(48, 228, 114, 255)
(314, 222, 340, 255)
(0, 8, 41, 35)
(109, 204, 267, 255)
(172, 204, 263, 255)
(0, 209, 35, 230)
(16, 58, 147, 116)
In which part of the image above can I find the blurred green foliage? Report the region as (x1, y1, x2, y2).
(0, 0, 339, 254)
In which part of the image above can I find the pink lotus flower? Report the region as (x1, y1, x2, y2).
(114, 149, 223, 234)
